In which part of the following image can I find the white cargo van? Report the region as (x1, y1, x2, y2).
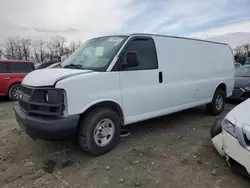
(14, 34, 235, 156)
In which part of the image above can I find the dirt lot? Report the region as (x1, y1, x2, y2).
(0, 100, 249, 188)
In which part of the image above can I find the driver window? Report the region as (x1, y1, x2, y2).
(123, 38, 158, 71)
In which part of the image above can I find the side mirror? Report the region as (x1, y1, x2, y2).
(123, 51, 139, 68)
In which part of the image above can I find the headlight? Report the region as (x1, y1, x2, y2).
(45, 91, 49, 102)
(243, 86, 250, 91)
(222, 118, 236, 138)
(43, 89, 63, 104)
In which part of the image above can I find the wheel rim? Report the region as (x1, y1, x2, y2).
(12, 86, 20, 100)
(94, 119, 115, 147)
(215, 95, 223, 111)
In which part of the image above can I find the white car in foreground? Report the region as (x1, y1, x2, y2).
(211, 99, 250, 177)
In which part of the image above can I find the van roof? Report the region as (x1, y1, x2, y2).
(106, 33, 228, 46)
(0, 60, 33, 63)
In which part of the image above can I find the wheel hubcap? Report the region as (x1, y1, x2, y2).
(215, 95, 223, 110)
(94, 119, 115, 146)
(12, 86, 20, 100)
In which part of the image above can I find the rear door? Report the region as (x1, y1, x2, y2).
(0, 62, 11, 95)
(8, 62, 34, 83)
(118, 37, 165, 123)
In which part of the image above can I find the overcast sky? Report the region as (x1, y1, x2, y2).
(0, 0, 250, 43)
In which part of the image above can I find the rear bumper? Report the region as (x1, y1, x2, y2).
(13, 103, 80, 141)
(212, 130, 250, 176)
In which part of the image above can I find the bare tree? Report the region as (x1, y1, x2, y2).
(0, 44, 3, 59)
(2, 35, 81, 62)
(48, 36, 67, 62)
(243, 43, 250, 56)
(21, 38, 31, 61)
(234, 46, 243, 56)
(33, 40, 48, 62)
(14, 37, 23, 60)
(4, 37, 17, 59)
(234, 43, 250, 65)
(69, 40, 82, 53)
(4, 37, 31, 60)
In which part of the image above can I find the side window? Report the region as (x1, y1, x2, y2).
(0, 63, 8, 73)
(123, 38, 158, 70)
(9, 63, 34, 73)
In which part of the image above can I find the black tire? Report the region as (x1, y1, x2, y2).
(210, 118, 222, 138)
(78, 108, 121, 156)
(8, 84, 21, 101)
(206, 88, 226, 116)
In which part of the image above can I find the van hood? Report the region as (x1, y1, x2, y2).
(226, 98, 250, 126)
(22, 68, 93, 86)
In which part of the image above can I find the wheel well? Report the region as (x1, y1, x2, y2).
(217, 83, 227, 94)
(79, 101, 124, 126)
(8, 82, 21, 92)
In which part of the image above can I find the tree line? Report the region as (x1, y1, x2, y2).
(234, 43, 250, 64)
(0, 36, 250, 65)
(0, 36, 81, 63)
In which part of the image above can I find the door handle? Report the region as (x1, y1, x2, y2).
(3, 77, 11, 80)
(159, 72, 163, 83)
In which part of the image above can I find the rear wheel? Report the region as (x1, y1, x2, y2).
(206, 88, 226, 116)
(78, 108, 121, 156)
(8, 84, 21, 101)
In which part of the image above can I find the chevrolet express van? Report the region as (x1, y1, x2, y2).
(14, 34, 235, 156)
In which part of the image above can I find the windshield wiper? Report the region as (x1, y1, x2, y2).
(63, 64, 84, 69)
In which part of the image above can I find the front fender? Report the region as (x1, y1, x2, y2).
(80, 98, 124, 115)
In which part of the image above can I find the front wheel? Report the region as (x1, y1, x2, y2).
(206, 88, 226, 116)
(78, 108, 121, 156)
(8, 84, 21, 101)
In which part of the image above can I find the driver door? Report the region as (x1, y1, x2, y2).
(118, 37, 165, 123)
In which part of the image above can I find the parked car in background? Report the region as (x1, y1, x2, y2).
(0, 60, 34, 100)
(14, 34, 234, 156)
(229, 66, 250, 101)
(245, 57, 250, 65)
(211, 98, 250, 177)
(234, 62, 242, 69)
(36, 62, 55, 69)
(35, 62, 61, 69)
(47, 62, 61, 68)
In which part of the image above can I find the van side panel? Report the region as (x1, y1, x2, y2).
(153, 36, 234, 109)
(56, 72, 123, 116)
(125, 35, 234, 124)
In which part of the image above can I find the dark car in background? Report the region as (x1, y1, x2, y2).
(36, 62, 55, 69)
(230, 66, 250, 101)
(35, 62, 61, 69)
(0, 60, 34, 100)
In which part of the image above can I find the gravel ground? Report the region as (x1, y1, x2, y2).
(0, 99, 249, 188)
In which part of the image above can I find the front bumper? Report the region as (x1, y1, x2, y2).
(212, 130, 250, 176)
(229, 88, 250, 101)
(13, 103, 80, 141)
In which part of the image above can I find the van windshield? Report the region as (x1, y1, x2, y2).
(61, 36, 127, 71)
